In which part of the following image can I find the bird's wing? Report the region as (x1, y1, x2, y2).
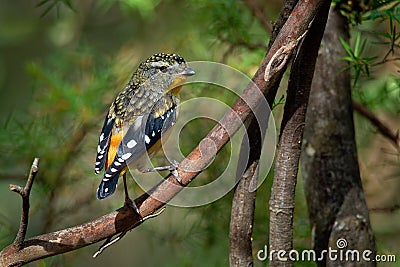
(96, 115, 146, 199)
(107, 101, 179, 175)
(94, 113, 115, 174)
(144, 103, 178, 150)
(97, 96, 179, 199)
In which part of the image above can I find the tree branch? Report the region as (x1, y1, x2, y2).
(243, 0, 273, 33)
(269, 1, 331, 266)
(229, 0, 299, 264)
(352, 100, 400, 150)
(0, 0, 327, 265)
(9, 158, 40, 250)
(229, 161, 258, 267)
(43, 121, 96, 232)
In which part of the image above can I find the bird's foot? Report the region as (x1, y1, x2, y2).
(124, 196, 140, 214)
(142, 160, 182, 184)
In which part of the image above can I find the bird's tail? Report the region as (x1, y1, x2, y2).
(96, 157, 129, 199)
(96, 175, 120, 199)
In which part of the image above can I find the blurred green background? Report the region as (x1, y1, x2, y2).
(0, 0, 399, 266)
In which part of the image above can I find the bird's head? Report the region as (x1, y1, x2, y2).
(134, 53, 195, 94)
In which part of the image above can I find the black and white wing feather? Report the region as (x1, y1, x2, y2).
(94, 114, 115, 174)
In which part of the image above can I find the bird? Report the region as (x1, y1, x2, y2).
(94, 53, 195, 212)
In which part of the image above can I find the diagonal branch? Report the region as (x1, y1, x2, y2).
(243, 0, 273, 33)
(0, 0, 326, 265)
(352, 100, 400, 150)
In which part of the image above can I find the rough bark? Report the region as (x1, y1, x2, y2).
(269, 1, 331, 266)
(229, 159, 259, 267)
(228, 0, 316, 266)
(301, 8, 376, 267)
(229, 99, 267, 267)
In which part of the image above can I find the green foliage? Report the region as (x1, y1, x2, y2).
(27, 51, 113, 123)
(366, 1, 400, 22)
(208, 0, 253, 44)
(272, 94, 286, 110)
(0, 48, 116, 252)
(36, 0, 75, 17)
(354, 75, 400, 113)
(0, 48, 113, 176)
(38, 0, 163, 18)
(340, 33, 378, 87)
(193, 0, 267, 62)
(96, 0, 162, 17)
(377, 16, 400, 59)
(335, 1, 400, 97)
(333, 0, 400, 25)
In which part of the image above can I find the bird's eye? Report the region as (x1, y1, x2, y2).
(160, 66, 169, 73)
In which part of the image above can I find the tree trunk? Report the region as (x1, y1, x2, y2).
(301, 8, 376, 267)
(268, 1, 331, 266)
(229, 0, 299, 265)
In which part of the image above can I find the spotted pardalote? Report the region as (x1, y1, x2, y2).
(94, 53, 195, 202)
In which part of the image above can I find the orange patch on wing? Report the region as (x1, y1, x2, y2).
(106, 131, 123, 169)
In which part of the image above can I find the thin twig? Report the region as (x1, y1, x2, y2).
(218, 34, 267, 63)
(369, 204, 400, 213)
(92, 232, 127, 258)
(92, 207, 166, 258)
(43, 122, 95, 232)
(9, 158, 40, 250)
(353, 100, 400, 150)
(243, 0, 273, 33)
(371, 57, 400, 67)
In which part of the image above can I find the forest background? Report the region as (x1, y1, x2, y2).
(0, 0, 399, 266)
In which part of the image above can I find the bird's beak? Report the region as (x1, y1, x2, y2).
(182, 67, 195, 76)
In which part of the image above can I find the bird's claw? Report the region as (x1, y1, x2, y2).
(125, 197, 140, 214)
(142, 160, 182, 185)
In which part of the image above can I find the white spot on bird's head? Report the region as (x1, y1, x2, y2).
(145, 135, 151, 144)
